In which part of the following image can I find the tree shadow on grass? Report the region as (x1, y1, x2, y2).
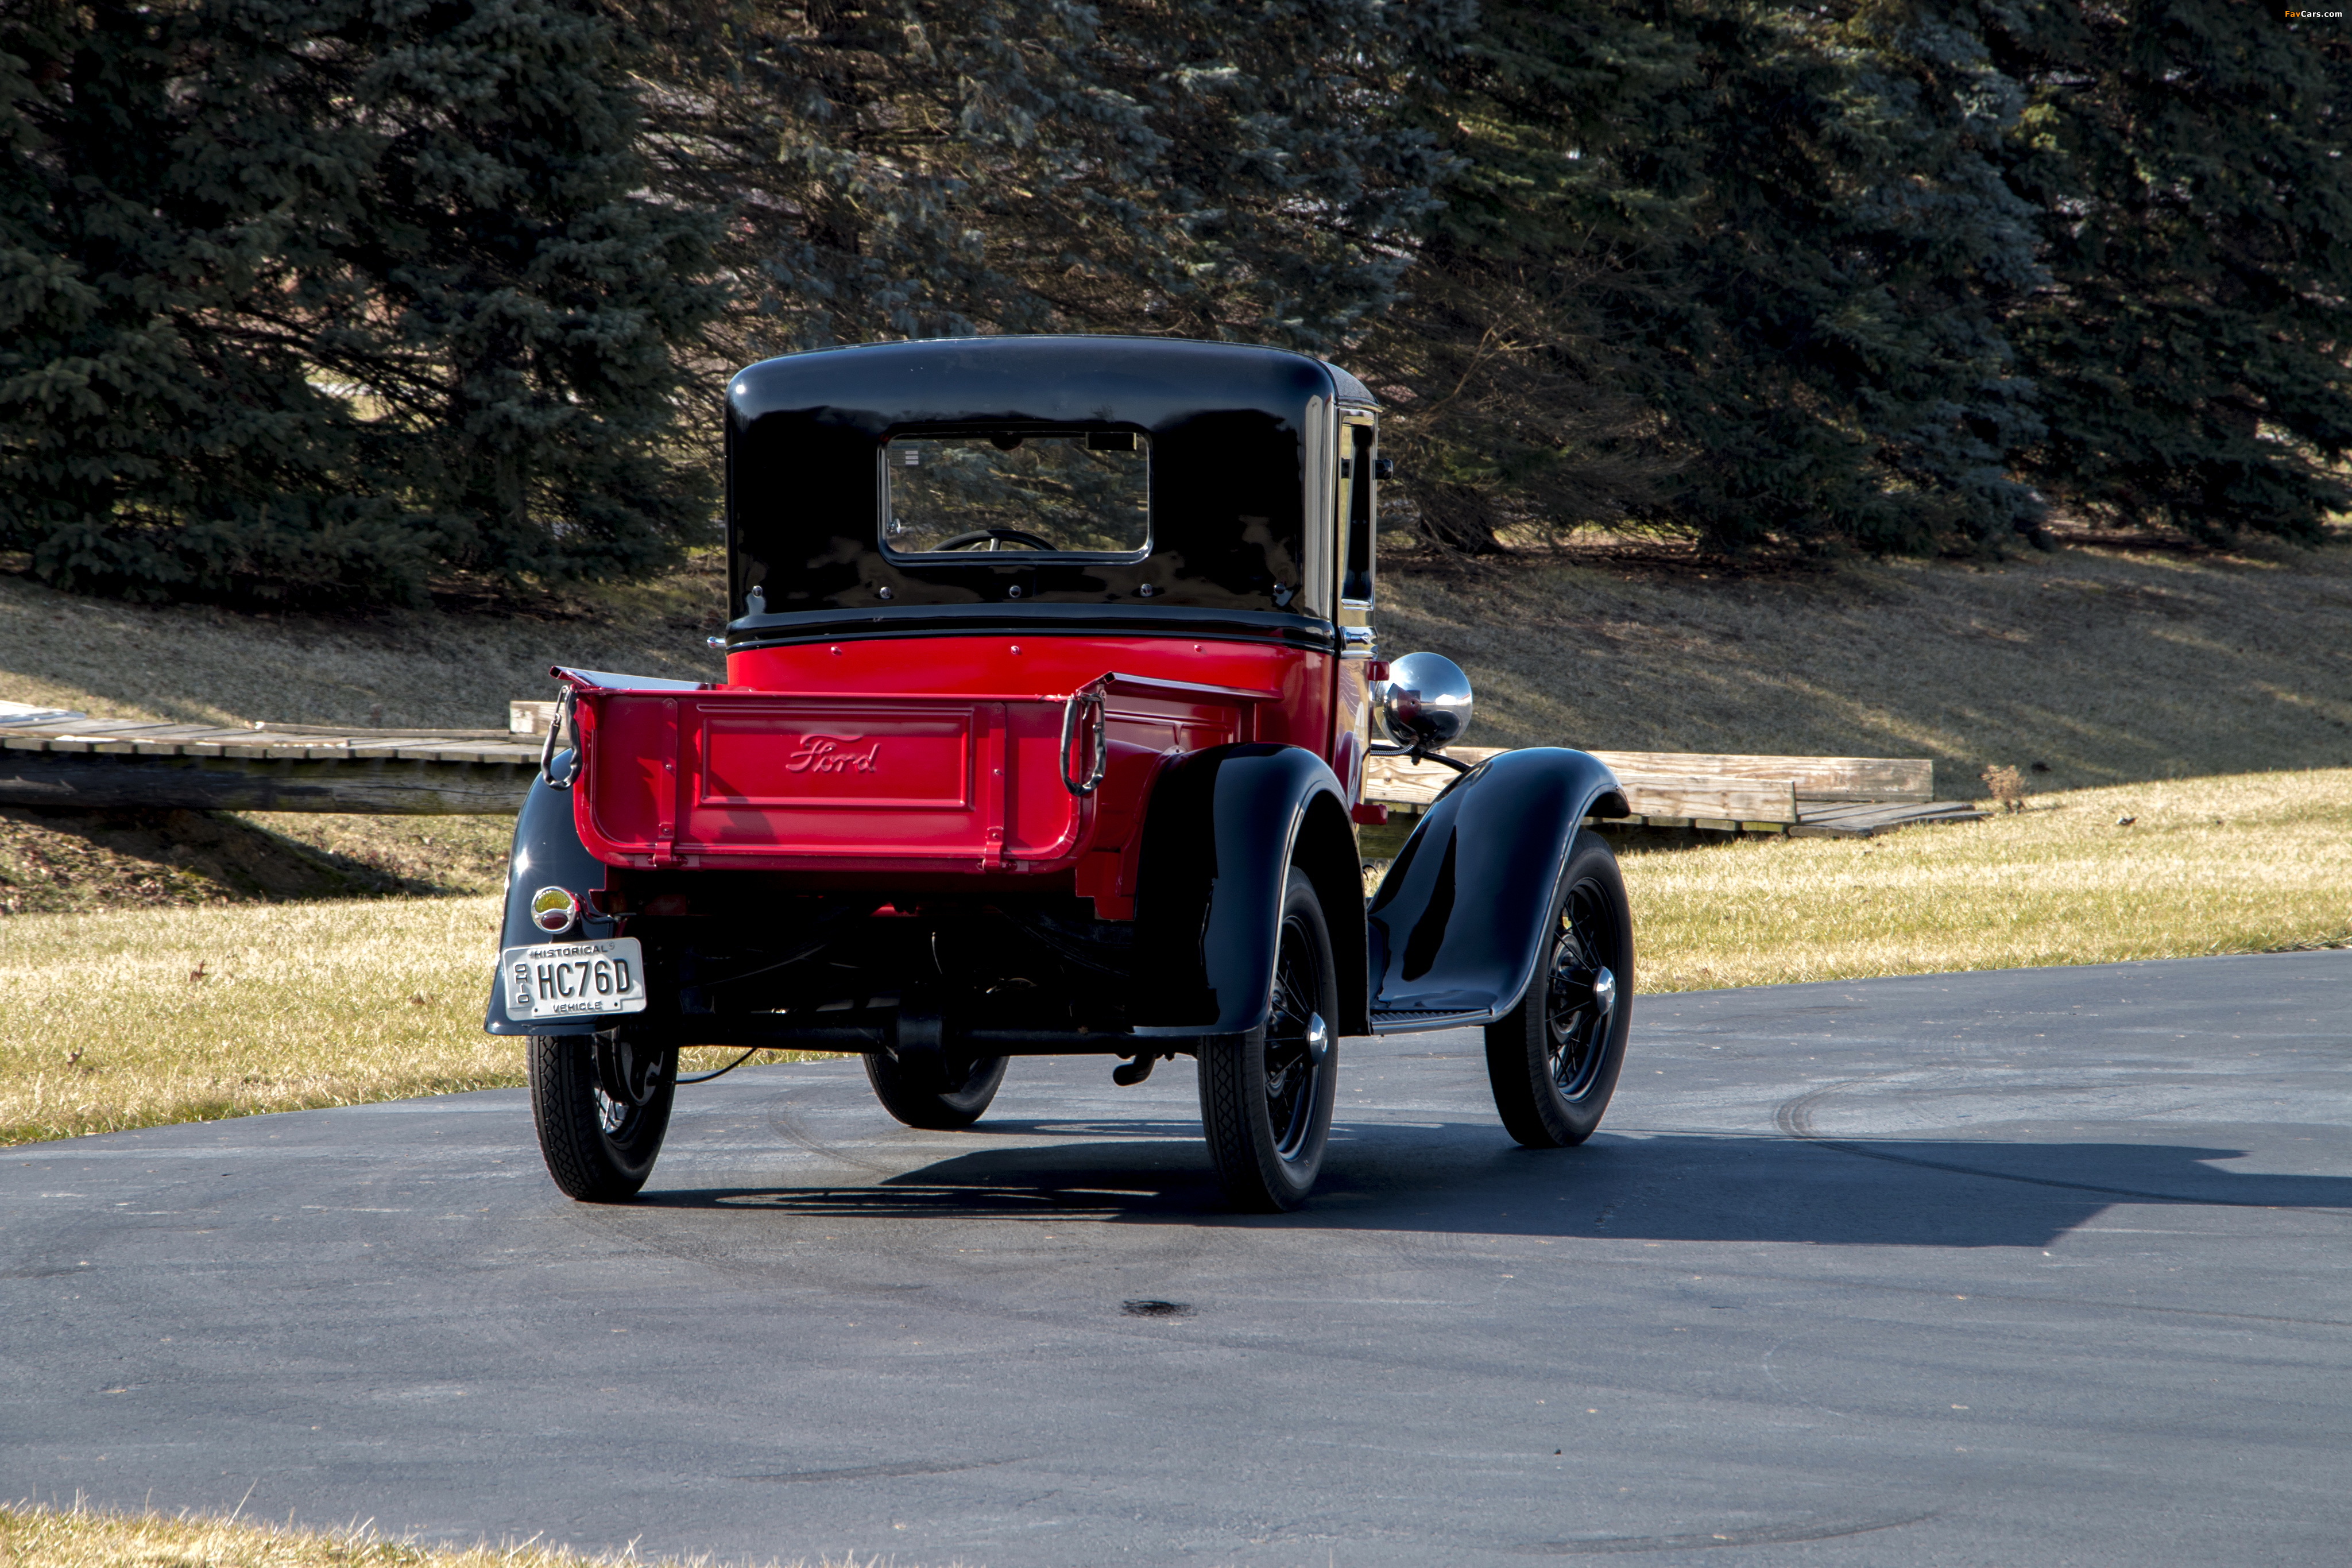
(0, 805, 483, 911)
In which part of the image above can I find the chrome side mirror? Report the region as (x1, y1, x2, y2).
(1378, 652, 1473, 753)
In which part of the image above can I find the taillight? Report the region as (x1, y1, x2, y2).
(529, 886, 581, 935)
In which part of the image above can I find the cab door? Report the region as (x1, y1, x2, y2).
(1331, 412, 1380, 802)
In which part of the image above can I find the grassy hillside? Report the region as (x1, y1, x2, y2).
(0, 531, 2345, 911)
(7, 532, 2344, 797)
(1380, 528, 2352, 797)
(0, 555, 725, 732)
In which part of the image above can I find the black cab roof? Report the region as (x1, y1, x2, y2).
(723, 336, 1375, 651)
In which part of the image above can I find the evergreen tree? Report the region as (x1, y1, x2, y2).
(1001, 0, 1468, 351)
(1637, 0, 2048, 553)
(1987, 2, 2352, 541)
(0, 0, 393, 600)
(0, 0, 722, 605)
(1376, 1, 2048, 556)
(1363, 2, 1693, 552)
(334, 0, 728, 583)
(629, 1, 1463, 359)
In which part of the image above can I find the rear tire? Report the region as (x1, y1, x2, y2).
(528, 1034, 676, 1202)
(1484, 829, 1633, 1148)
(864, 1051, 1008, 1130)
(1198, 868, 1340, 1211)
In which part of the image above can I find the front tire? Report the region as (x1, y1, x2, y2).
(528, 1034, 676, 1202)
(1484, 829, 1633, 1148)
(864, 1051, 1008, 1130)
(1198, 868, 1340, 1211)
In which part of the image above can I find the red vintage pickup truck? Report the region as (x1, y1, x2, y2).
(488, 336, 1633, 1211)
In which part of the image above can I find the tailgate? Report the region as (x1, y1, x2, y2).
(568, 686, 1085, 870)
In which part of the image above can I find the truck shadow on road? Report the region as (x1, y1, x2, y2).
(639, 1120, 2352, 1248)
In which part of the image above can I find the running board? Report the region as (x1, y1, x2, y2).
(1368, 1008, 1493, 1035)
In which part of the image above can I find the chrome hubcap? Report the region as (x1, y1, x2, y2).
(1545, 883, 1620, 1101)
(1265, 914, 1326, 1161)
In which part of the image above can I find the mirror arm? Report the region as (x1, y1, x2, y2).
(1368, 739, 1471, 774)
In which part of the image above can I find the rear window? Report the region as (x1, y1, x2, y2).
(881, 429, 1150, 559)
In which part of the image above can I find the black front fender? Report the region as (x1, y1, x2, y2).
(482, 756, 614, 1037)
(1129, 743, 1367, 1042)
(1366, 748, 1627, 1029)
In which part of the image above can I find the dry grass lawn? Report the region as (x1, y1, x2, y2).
(0, 895, 796, 1147)
(0, 895, 515, 1145)
(4, 769, 2343, 1148)
(0, 1503, 891, 1568)
(1626, 767, 2352, 992)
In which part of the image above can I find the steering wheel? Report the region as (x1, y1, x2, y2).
(933, 528, 1057, 552)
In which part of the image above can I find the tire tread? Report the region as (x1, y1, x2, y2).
(1483, 830, 1633, 1149)
(527, 1036, 672, 1202)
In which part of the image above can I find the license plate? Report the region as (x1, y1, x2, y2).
(500, 938, 648, 1020)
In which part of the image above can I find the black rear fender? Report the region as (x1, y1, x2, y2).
(1367, 748, 1628, 1027)
(1130, 744, 1366, 1042)
(482, 756, 612, 1037)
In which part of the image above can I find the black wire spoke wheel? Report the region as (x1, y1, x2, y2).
(1484, 830, 1634, 1149)
(864, 1051, 1009, 1130)
(528, 1033, 678, 1202)
(1545, 881, 1620, 1098)
(1199, 867, 1340, 1211)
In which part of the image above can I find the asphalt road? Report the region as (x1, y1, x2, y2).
(6, 950, 2349, 1567)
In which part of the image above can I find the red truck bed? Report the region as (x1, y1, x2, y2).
(558, 668, 1275, 882)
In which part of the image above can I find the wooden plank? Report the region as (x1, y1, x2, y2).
(1360, 757, 1445, 807)
(0, 752, 535, 814)
(1367, 748, 1927, 806)
(270, 730, 482, 746)
(1790, 800, 1988, 838)
(14, 718, 162, 737)
(1615, 775, 1798, 824)
(1359, 748, 1499, 807)
(1796, 800, 1974, 828)
(136, 727, 274, 757)
(1361, 752, 1801, 823)
(129, 727, 253, 755)
(1586, 749, 1933, 803)
(0, 718, 105, 736)
(391, 742, 539, 764)
(20, 719, 181, 754)
(1791, 802, 1917, 826)
(512, 699, 560, 735)
(0, 701, 83, 725)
